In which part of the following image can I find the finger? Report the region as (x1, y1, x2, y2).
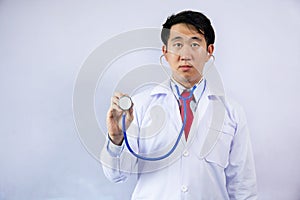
(111, 104, 123, 114)
(111, 96, 120, 106)
(125, 107, 134, 121)
(128, 103, 134, 115)
(114, 92, 124, 99)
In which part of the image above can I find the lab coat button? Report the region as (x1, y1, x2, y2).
(183, 150, 189, 157)
(181, 185, 188, 192)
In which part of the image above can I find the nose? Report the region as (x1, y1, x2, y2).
(179, 46, 192, 61)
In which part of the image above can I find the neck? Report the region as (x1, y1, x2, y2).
(172, 76, 202, 89)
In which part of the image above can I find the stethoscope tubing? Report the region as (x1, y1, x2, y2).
(122, 84, 202, 161)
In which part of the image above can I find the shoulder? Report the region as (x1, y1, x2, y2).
(211, 94, 247, 126)
(131, 85, 156, 105)
(130, 82, 173, 126)
(131, 80, 171, 105)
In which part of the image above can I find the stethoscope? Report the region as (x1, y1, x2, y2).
(118, 54, 213, 161)
(119, 84, 197, 161)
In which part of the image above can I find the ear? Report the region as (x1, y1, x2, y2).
(205, 44, 214, 62)
(162, 45, 168, 61)
(207, 44, 214, 56)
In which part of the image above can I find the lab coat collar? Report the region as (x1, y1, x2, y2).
(150, 79, 225, 97)
(149, 80, 172, 96)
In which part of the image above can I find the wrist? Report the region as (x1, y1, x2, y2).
(108, 134, 124, 146)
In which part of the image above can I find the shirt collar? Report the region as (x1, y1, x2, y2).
(169, 78, 206, 103)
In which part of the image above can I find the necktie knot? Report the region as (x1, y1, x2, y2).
(181, 90, 190, 98)
(180, 91, 193, 104)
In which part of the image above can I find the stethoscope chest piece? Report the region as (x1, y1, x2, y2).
(119, 95, 132, 111)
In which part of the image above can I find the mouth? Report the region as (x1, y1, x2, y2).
(179, 65, 193, 71)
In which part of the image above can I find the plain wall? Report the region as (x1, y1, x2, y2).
(0, 0, 300, 199)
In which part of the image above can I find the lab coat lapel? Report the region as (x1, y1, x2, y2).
(185, 89, 210, 145)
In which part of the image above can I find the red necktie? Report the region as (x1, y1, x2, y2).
(179, 91, 194, 140)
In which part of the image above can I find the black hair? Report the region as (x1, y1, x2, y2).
(161, 10, 215, 48)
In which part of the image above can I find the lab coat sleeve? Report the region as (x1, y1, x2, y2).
(100, 123, 139, 183)
(225, 107, 258, 199)
(100, 137, 139, 183)
(100, 139, 127, 183)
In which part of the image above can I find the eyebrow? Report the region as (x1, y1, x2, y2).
(170, 36, 203, 42)
(170, 36, 183, 42)
(190, 36, 202, 41)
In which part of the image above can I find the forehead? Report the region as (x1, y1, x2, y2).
(169, 23, 205, 40)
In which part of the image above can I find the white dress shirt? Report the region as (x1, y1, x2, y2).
(101, 79, 258, 200)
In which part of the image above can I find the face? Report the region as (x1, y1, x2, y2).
(162, 23, 214, 88)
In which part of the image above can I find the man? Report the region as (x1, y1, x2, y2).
(101, 10, 257, 199)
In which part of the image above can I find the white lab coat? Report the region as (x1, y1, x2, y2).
(101, 79, 258, 200)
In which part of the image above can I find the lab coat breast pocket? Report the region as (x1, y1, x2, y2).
(204, 125, 235, 168)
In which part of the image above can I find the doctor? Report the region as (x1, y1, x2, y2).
(101, 10, 258, 199)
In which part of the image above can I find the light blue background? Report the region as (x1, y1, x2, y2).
(1, 0, 300, 199)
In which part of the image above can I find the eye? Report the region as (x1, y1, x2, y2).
(173, 43, 183, 48)
(191, 43, 200, 47)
